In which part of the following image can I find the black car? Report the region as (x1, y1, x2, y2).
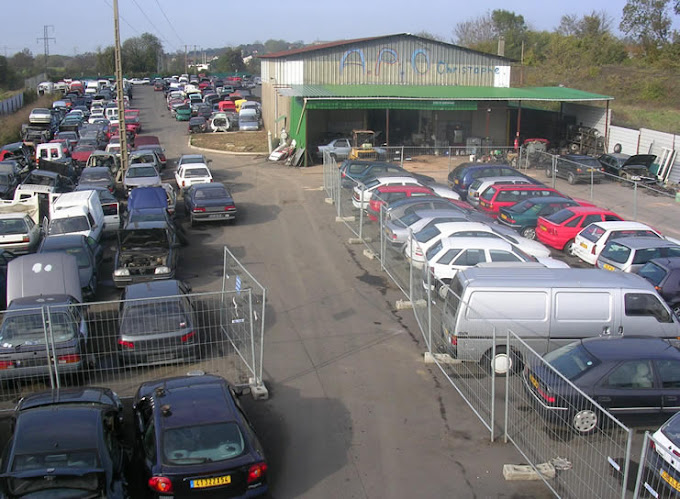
(339, 160, 434, 189)
(183, 182, 237, 226)
(0, 387, 127, 499)
(447, 162, 524, 199)
(524, 337, 680, 434)
(547, 154, 605, 185)
(639, 257, 680, 317)
(188, 117, 208, 134)
(113, 219, 180, 288)
(38, 234, 102, 300)
(598, 153, 657, 183)
(133, 374, 268, 498)
(78, 166, 116, 193)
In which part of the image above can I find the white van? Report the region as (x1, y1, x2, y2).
(48, 190, 105, 242)
(441, 267, 680, 374)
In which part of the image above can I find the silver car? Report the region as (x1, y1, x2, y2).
(123, 164, 161, 196)
(384, 209, 469, 247)
(596, 237, 680, 273)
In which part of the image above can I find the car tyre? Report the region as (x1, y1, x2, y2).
(563, 239, 577, 256)
(567, 173, 576, 185)
(572, 407, 598, 435)
(672, 304, 680, 319)
(521, 227, 536, 240)
(481, 346, 522, 377)
(438, 279, 451, 300)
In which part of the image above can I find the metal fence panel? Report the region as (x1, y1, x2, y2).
(633, 431, 680, 499)
(505, 330, 632, 499)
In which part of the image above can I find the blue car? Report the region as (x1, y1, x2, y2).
(183, 182, 237, 226)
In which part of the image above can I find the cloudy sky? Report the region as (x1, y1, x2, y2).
(3, 0, 637, 57)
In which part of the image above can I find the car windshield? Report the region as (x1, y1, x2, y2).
(543, 342, 598, 380)
(8, 470, 100, 497)
(163, 422, 245, 465)
(26, 174, 55, 186)
(194, 187, 228, 200)
(42, 246, 90, 268)
(0, 311, 77, 346)
(185, 167, 210, 178)
(661, 414, 680, 444)
(362, 178, 380, 189)
(638, 262, 667, 286)
(81, 171, 110, 182)
(0, 218, 27, 235)
(121, 301, 188, 335)
(599, 241, 632, 264)
(545, 208, 576, 225)
(127, 166, 158, 178)
(49, 217, 90, 235)
(398, 212, 422, 226)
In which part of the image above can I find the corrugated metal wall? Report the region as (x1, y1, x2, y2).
(562, 103, 610, 134)
(266, 36, 509, 87)
(607, 126, 640, 155)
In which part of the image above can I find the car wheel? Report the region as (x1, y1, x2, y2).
(481, 346, 522, 377)
(567, 173, 576, 185)
(572, 408, 598, 434)
(545, 167, 552, 178)
(521, 227, 536, 240)
(563, 239, 577, 256)
(438, 279, 452, 299)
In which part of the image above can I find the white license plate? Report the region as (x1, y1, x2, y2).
(208, 214, 225, 219)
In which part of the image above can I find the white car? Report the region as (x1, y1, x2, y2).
(425, 237, 567, 295)
(572, 221, 674, 266)
(0, 213, 41, 254)
(405, 220, 553, 267)
(175, 163, 213, 191)
(428, 183, 461, 201)
(651, 412, 680, 491)
(352, 176, 421, 210)
(384, 209, 469, 246)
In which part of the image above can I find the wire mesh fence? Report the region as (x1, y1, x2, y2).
(634, 431, 680, 498)
(505, 330, 633, 499)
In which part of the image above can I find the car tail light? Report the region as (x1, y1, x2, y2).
(673, 448, 680, 458)
(193, 207, 206, 213)
(247, 462, 267, 485)
(22, 236, 29, 242)
(0, 360, 15, 370)
(181, 180, 185, 187)
(449, 335, 457, 346)
(210, 178, 213, 182)
(414, 247, 423, 257)
(591, 245, 597, 255)
(58, 354, 80, 364)
(225, 205, 235, 211)
(149, 476, 173, 494)
(533, 381, 556, 404)
(118, 339, 135, 349)
(181, 331, 195, 343)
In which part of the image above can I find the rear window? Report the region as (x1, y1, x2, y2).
(0, 218, 28, 235)
(425, 240, 443, 261)
(544, 343, 598, 381)
(546, 208, 577, 225)
(599, 241, 632, 264)
(163, 422, 245, 465)
(480, 186, 497, 201)
(469, 179, 483, 191)
(611, 229, 660, 241)
(638, 261, 667, 286)
(416, 226, 441, 243)
(579, 224, 606, 243)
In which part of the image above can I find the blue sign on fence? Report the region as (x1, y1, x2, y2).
(235, 276, 242, 295)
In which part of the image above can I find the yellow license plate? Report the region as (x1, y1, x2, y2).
(603, 263, 615, 271)
(580, 242, 588, 249)
(540, 225, 547, 231)
(191, 475, 231, 489)
(500, 214, 507, 220)
(529, 374, 539, 389)
(661, 470, 680, 492)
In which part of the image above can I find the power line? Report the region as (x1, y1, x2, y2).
(153, 0, 184, 46)
(102, 0, 141, 36)
(129, 0, 177, 52)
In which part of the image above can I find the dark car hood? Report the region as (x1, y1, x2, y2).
(622, 154, 656, 169)
(119, 228, 169, 249)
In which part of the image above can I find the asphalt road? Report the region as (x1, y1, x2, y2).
(124, 86, 555, 498)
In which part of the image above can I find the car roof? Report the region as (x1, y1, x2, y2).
(580, 337, 680, 361)
(560, 206, 619, 215)
(14, 406, 102, 453)
(124, 279, 183, 300)
(376, 184, 430, 193)
(604, 236, 678, 250)
(488, 184, 556, 191)
(647, 257, 680, 270)
(515, 196, 574, 204)
(433, 221, 488, 232)
(439, 236, 513, 250)
(17, 387, 119, 412)
(587, 221, 655, 231)
(179, 154, 205, 161)
(41, 234, 87, 249)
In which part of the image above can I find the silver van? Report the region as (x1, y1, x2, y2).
(441, 267, 680, 374)
(596, 237, 680, 273)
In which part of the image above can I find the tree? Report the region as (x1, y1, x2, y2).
(559, 11, 613, 37)
(122, 33, 163, 74)
(212, 48, 245, 73)
(453, 12, 495, 47)
(96, 46, 115, 75)
(453, 10, 527, 59)
(620, 0, 672, 54)
(9, 49, 35, 78)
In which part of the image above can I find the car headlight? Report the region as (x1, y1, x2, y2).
(114, 268, 130, 277)
(155, 266, 171, 275)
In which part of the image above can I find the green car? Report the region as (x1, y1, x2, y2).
(175, 105, 191, 121)
(496, 196, 579, 240)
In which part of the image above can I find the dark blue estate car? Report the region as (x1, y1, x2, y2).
(524, 337, 680, 434)
(183, 182, 237, 226)
(133, 374, 268, 498)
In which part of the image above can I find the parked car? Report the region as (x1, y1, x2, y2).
(573, 221, 668, 266)
(0, 387, 127, 499)
(317, 137, 352, 161)
(175, 162, 213, 191)
(188, 116, 208, 133)
(366, 184, 434, 221)
(384, 209, 471, 246)
(132, 373, 268, 497)
(16, 169, 74, 196)
(352, 176, 421, 210)
(113, 218, 180, 287)
(447, 163, 524, 200)
(340, 160, 433, 188)
(78, 166, 115, 193)
(497, 196, 580, 240)
(639, 257, 680, 317)
(477, 184, 569, 218)
(647, 411, 680, 496)
(74, 185, 121, 234)
(523, 337, 680, 434)
(118, 280, 198, 366)
(0, 213, 41, 254)
(598, 153, 657, 183)
(123, 164, 162, 196)
(183, 182, 237, 226)
(0, 162, 22, 200)
(535, 206, 624, 254)
(38, 234, 102, 300)
(467, 176, 535, 208)
(384, 195, 493, 225)
(596, 237, 680, 274)
(128, 185, 176, 219)
(547, 154, 605, 185)
(129, 150, 163, 173)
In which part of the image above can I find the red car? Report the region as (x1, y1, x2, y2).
(367, 184, 434, 221)
(536, 206, 624, 254)
(71, 144, 96, 167)
(477, 184, 567, 218)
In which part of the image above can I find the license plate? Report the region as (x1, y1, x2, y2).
(661, 470, 680, 492)
(529, 374, 539, 389)
(580, 242, 588, 249)
(148, 352, 174, 363)
(540, 225, 547, 231)
(191, 475, 231, 489)
(208, 214, 225, 219)
(500, 213, 507, 220)
(602, 263, 615, 271)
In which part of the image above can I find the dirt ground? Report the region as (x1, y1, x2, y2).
(190, 130, 269, 153)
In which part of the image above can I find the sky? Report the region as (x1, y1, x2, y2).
(1, 0, 642, 57)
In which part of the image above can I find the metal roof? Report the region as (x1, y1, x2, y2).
(277, 84, 613, 102)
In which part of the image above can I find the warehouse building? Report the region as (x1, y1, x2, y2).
(259, 33, 613, 164)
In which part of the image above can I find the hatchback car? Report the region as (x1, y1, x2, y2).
(598, 153, 657, 183)
(523, 337, 680, 434)
(638, 257, 680, 317)
(0, 213, 40, 254)
(0, 387, 127, 499)
(649, 411, 680, 495)
(340, 160, 423, 188)
(497, 196, 580, 240)
(596, 237, 680, 273)
(352, 176, 421, 210)
(477, 184, 568, 218)
(384, 209, 470, 247)
(366, 184, 434, 221)
(175, 163, 213, 191)
(184, 182, 237, 226)
(123, 164, 162, 196)
(535, 206, 624, 254)
(573, 221, 666, 266)
(447, 162, 521, 199)
(118, 280, 198, 366)
(132, 374, 268, 497)
(466, 176, 534, 208)
(78, 166, 116, 193)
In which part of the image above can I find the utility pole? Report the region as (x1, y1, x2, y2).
(184, 45, 188, 74)
(36, 25, 55, 71)
(112, 0, 129, 179)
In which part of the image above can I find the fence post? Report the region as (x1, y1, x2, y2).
(400, 146, 404, 168)
(504, 329, 510, 443)
(490, 326, 496, 442)
(336, 167, 341, 218)
(633, 182, 638, 221)
(44, 306, 61, 389)
(359, 184, 364, 241)
(408, 228, 414, 304)
(551, 156, 557, 189)
(426, 265, 432, 353)
(632, 432, 649, 498)
(621, 428, 633, 499)
(590, 169, 594, 202)
(248, 288, 257, 382)
(380, 205, 385, 271)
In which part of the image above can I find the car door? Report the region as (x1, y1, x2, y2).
(592, 359, 663, 414)
(622, 292, 679, 337)
(655, 359, 680, 412)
